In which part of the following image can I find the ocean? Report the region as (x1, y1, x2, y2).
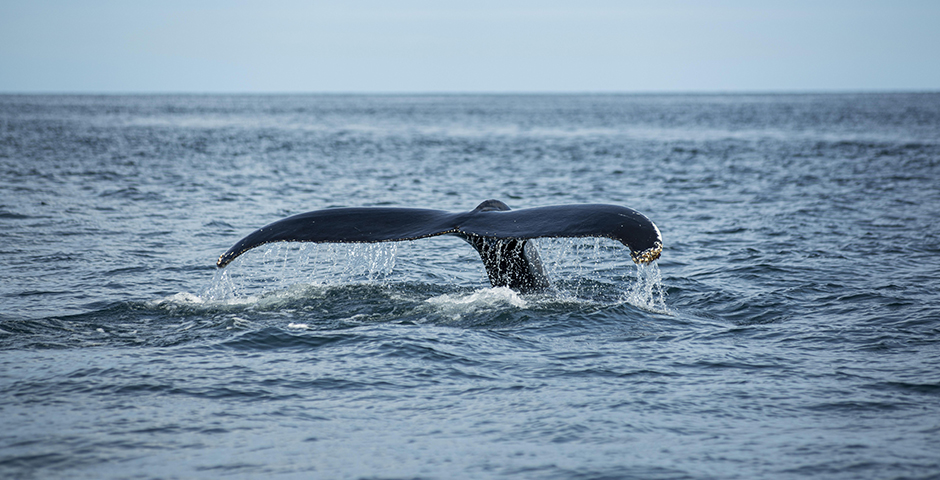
(1, 93, 939, 479)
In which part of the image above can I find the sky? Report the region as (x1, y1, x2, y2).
(1, 0, 937, 93)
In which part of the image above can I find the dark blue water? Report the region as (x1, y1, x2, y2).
(2, 94, 939, 479)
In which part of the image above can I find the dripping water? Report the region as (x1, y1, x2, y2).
(201, 237, 668, 314)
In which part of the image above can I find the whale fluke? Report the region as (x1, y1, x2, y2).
(217, 200, 662, 292)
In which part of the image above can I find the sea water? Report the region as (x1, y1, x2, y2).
(2, 93, 939, 479)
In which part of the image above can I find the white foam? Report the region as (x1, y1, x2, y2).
(149, 291, 204, 306)
(425, 286, 528, 310)
(148, 290, 261, 310)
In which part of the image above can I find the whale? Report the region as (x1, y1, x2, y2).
(217, 199, 662, 292)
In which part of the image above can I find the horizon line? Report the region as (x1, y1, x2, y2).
(1, 88, 937, 96)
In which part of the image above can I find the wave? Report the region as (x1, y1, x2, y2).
(0, 264, 672, 351)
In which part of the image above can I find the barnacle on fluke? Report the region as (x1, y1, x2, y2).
(632, 242, 663, 265)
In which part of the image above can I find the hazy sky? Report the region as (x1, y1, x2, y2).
(1, 0, 937, 93)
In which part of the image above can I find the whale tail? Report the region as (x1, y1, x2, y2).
(217, 200, 662, 292)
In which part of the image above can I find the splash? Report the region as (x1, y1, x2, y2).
(624, 262, 670, 314)
(530, 237, 670, 312)
(197, 237, 669, 315)
(202, 242, 400, 300)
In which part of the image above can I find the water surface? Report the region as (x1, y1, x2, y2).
(2, 93, 939, 479)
